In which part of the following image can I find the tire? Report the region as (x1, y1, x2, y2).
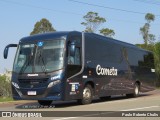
(38, 100, 53, 106)
(100, 96, 111, 101)
(78, 84, 93, 105)
(126, 83, 140, 98)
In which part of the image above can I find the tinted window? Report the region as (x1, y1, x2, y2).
(127, 48, 154, 68)
(68, 47, 81, 65)
(67, 35, 82, 78)
(85, 36, 123, 63)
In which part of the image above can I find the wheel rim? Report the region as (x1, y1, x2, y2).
(83, 87, 91, 99)
(135, 85, 139, 95)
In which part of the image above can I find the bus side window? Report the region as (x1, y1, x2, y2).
(67, 47, 81, 78)
(68, 47, 81, 65)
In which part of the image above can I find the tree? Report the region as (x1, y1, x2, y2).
(139, 14, 160, 87)
(148, 34, 156, 44)
(140, 13, 155, 47)
(140, 23, 149, 46)
(81, 11, 106, 33)
(136, 43, 154, 52)
(145, 13, 155, 23)
(99, 28, 115, 38)
(154, 42, 160, 86)
(30, 18, 56, 35)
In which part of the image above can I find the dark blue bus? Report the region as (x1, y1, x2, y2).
(4, 31, 156, 105)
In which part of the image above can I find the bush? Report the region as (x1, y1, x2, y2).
(154, 43, 160, 87)
(0, 75, 12, 97)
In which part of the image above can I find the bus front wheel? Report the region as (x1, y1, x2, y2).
(78, 84, 93, 105)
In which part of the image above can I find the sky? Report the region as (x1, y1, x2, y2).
(0, 0, 159, 73)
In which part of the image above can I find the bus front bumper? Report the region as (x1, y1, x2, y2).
(11, 82, 62, 101)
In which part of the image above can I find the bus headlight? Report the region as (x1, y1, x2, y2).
(12, 82, 20, 89)
(48, 80, 61, 88)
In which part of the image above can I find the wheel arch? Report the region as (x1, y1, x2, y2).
(84, 81, 95, 94)
(135, 81, 141, 86)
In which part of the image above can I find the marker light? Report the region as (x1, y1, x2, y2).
(47, 80, 61, 88)
(12, 82, 20, 89)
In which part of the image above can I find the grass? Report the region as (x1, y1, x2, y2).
(0, 97, 13, 102)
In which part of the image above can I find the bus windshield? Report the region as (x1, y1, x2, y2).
(13, 39, 65, 73)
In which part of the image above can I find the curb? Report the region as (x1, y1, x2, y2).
(0, 100, 36, 104)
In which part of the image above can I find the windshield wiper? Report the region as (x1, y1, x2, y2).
(38, 50, 47, 74)
(19, 54, 33, 74)
(19, 46, 36, 74)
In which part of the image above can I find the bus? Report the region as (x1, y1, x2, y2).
(4, 31, 156, 105)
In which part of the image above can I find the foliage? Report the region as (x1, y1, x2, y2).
(137, 42, 160, 86)
(81, 11, 106, 33)
(136, 44, 154, 52)
(145, 13, 155, 23)
(153, 42, 160, 86)
(148, 34, 156, 44)
(30, 18, 56, 35)
(140, 13, 155, 47)
(99, 28, 115, 38)
(139, 13, 160, 86)
(0, 75, 12, 97)
(140, 23, 149, 46)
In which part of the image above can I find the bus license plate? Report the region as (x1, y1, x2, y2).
(27, 91, 37, 96)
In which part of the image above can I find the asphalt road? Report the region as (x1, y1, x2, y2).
(0, 89, 160, 120)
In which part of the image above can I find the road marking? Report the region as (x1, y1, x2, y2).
(89, 98, 138, 106)
(53, 117, 79, 120)
(120, 105, 160, 111)
(51, 105, 160, 120)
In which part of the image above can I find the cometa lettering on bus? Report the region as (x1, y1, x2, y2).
(96, 65, 118, 76)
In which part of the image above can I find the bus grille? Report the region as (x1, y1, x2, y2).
(18, 78, 49, 88)
(18, 78, 48, 83)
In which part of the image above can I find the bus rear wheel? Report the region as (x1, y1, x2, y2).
(126, 83, 140, 98)
(78, 84, 93, 105)
(38, 100, 53, 106)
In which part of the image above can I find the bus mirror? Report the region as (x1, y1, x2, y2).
(4, 44, 18, 59)
(70, 41, 75, 56)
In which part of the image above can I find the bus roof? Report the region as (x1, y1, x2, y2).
(19, 31, 151, 53)
(85, 32, 152, 53)
(19, 31, 81, 42)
